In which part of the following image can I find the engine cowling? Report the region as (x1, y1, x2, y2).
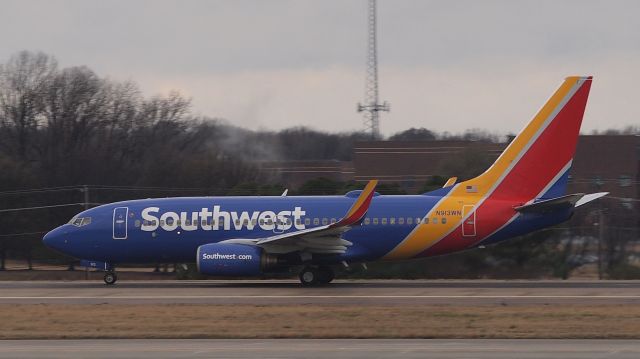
(196, 243, 277, 276)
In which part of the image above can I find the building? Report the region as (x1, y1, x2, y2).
(570, 135, 639, 200)
(261, 135, 640, 200)
(352, 140, 505, 192)
(258, 160, 354, 190)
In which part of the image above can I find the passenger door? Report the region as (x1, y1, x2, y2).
(462, 205, 476, 237)
(113, 207, 129, 240)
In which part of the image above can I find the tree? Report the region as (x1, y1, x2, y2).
(388, 127, 437, 141)
(0, 51, 57, 161)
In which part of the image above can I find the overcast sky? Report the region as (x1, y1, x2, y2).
(0, 0, 638, 135)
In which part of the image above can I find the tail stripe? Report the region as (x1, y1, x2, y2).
(383, 77, 590, 260)
(420, 78, 591, 256)
(475, 159, 573, 247)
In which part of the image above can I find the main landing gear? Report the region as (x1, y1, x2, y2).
(103, 271, 118, 285)
(299, 266, 334, 286)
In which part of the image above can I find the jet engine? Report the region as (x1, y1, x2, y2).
(196, 243, 278, 276)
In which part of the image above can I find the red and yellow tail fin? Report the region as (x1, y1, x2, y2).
(467, 76, 592, 199)
(384, 76, 592, 260)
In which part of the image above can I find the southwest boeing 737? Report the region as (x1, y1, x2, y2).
(43, 76, 607, 286)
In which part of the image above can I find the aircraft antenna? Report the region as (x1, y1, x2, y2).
(358, 0, 389, 140)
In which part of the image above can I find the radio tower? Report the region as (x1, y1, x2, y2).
(358, 0, 389, 140)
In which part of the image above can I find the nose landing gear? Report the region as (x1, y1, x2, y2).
(103, 271, 117, 285)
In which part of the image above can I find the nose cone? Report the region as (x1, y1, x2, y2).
(43, 226, 66, 252)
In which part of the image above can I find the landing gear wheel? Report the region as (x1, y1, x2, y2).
(317, 266, 335, 284)
(299, 267, 319, 286)
(104, 271, 117, 285)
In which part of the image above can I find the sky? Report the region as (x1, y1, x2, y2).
(0, 0, 638, 136)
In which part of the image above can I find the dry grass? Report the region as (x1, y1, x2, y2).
(1, 304, 639, 339)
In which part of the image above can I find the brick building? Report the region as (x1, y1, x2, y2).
(352, 140, 505, 192)
(259, 160, 354, 189)
(261, 135, 640, 200)
(571, 135, 639, 200)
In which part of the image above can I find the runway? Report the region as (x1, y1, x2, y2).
(2, 279, 640, 305)
(1, 339, 639, 359)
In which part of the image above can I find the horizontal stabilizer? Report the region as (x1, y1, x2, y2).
(515, 192, 608, 213)
(575, 192, 609, 207)
(514, 194, 583, 213)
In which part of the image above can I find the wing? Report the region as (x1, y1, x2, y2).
(219, 180, 378, 254)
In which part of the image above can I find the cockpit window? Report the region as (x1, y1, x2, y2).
(70, 217, 92, 227)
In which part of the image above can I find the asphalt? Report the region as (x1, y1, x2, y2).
(2, 279, 640, 305)
(1, 339, 640, 359)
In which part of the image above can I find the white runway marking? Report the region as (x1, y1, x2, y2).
(2, 295, 640, 299)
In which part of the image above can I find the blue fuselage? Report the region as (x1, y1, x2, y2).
(43, 189, 571, 266)
(44, 194, 437, 264)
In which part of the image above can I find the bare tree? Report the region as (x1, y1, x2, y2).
(0, 51, 57, 160)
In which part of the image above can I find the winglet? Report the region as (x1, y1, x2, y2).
(443, 177, 457, 188)
(335, 180, 378, 227)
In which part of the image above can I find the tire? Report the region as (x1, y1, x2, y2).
(104, 272, 117, 285)
(299, 267, 318, 286)
(318, 266, 335, 284)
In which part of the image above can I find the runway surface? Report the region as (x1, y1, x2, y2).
(1, 339, 640, 359)
(2, 279, 640, 305)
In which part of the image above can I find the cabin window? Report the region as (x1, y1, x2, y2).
(390, 218, 396, 225)
(322, 218, 328, 225)
(432, 217, 438, 224)
(313, 218, 320, 225)
(305, 218, 311, 225)
(330, 218, 336, 224)
(252, 219, 258, 226)
(373, 218, 379, 225)
(407, 218, 413, 225)
(415, 218, 421, 224)
(134, 220, 141, 228)
(211, 219, 217, 227)
(201, 220, 207, 226)
(160, 220, 166, 226)
(381, 218, 387, 225)
(442, 217, 447, 224)
(176, 220, 181, 226)
(243, 219, 249, 226)
(166, 218, 174, 225)
(185, 219, 191, 226)
(235, 219, 240, 226)
(398, 217, 405, 225)
(424, 218, 429, 225)
(364, 218, 370, 225)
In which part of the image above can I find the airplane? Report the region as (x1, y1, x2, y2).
(43, 76, 607, 286)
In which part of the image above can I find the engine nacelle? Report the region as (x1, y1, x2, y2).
(196, 243, 277, 276)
